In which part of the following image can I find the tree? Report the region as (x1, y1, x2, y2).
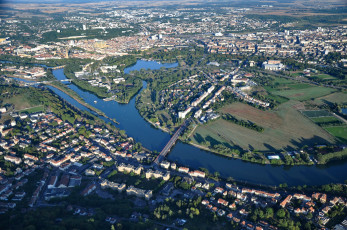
(276, 209, 286, 218)
(265, 207, 274, 219)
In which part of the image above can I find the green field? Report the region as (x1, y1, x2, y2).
(272, 77, 295, 84)
(302, 110, 333, 118)
(311, 74, 337, 80)
(324, 126, 347, 143)
(192, 101, 335, 152)
(291, 72, 336, 81)
(291, 72, 303, 77)
(20, 105, 45, 114)
(311, 116, 340, 123)
(1, 94, 40, 110)
(286, 83, 312, 90)
(272, 86, 336, 101)
(264, 83, 309, 92)
(313, 92, 347, 105)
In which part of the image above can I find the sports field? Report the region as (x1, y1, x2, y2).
(192, 101, 336, 152)
(324, 126, 347, 143)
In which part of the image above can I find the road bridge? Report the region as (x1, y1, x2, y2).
(154, 119, 191, 164)
(50, 65, 65, 70)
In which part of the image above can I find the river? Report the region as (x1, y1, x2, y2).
(11, 60, 347, 186)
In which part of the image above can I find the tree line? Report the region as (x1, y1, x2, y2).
(222, 114, 264, 132)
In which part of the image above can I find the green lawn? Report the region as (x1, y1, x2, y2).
(20, 105, 45, 114)
(311, 74, 337, 80)
(262, 92, 289, 104)
(324, 126, 347, 143)
(291, 72, 303, 77)
(286, 83, 312, 90)
(311, 116, 341, 123)
(313, 92, 347, 105)
(273, 77, 295, 84)
(264, 83, 310, 93)
(2, 94, 40, 110)
(272, 86, 336, 101)
(302, 110, 333, 118)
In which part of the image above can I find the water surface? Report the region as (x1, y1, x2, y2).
(17, 60, 347, 186)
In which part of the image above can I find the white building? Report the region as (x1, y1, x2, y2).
(178, 107, 192, 119)
(262, 60, 285, 71)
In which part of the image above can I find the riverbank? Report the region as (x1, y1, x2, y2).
(187, 137, 347, 166)
(146, 118, 171, 133)
(46, 83, 109, 118)
(134, 86, 337, 166)
(7, 75, 119, 124)
(43, 60, 347, 186)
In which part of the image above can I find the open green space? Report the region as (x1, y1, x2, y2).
(310, 74, 337, 80)
(272, 77, 295, 84)
(285, 83, 312, 90)
(19, 105, 45, 114)
(264, 83, 311, 93)
(291, 72, 303, 77)
(192, 101, 335, 152)
(313, 92, 347, 105)
(311, 116, 341, 123)
(272, 86, 336, 101)
(1, 94, 41, 111)
(302, 110, 333, 118)
(324, 126, 347, 143)
(310, 116, 344, 128)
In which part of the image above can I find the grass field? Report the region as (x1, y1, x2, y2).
(272, 86, 336, 101)
(286, 83, 312, 90)
(324, 126, 347, 143)
(1, 94, 39, 111)
(302, 110, 333, 118)
(272, 77, 295, 84)
(292, 72, 337, 80)
(303, 111, 347, 143)
(291, 72, 303, 77)
(313, 92, 347, 105)
(265, 83, 311, 93)
(192, 101, 336, 152)
(311, 116, 340, 123)
(310, 74, 337, 80)
(20, 105, 45, 114)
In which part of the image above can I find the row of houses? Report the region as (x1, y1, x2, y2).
(177, 166, 206, 178)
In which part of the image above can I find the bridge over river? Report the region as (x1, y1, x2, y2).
(154, 118, 191, 164)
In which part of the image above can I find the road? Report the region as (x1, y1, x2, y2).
(154, 119, 191, 164)
(332, 112, 347, 124)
